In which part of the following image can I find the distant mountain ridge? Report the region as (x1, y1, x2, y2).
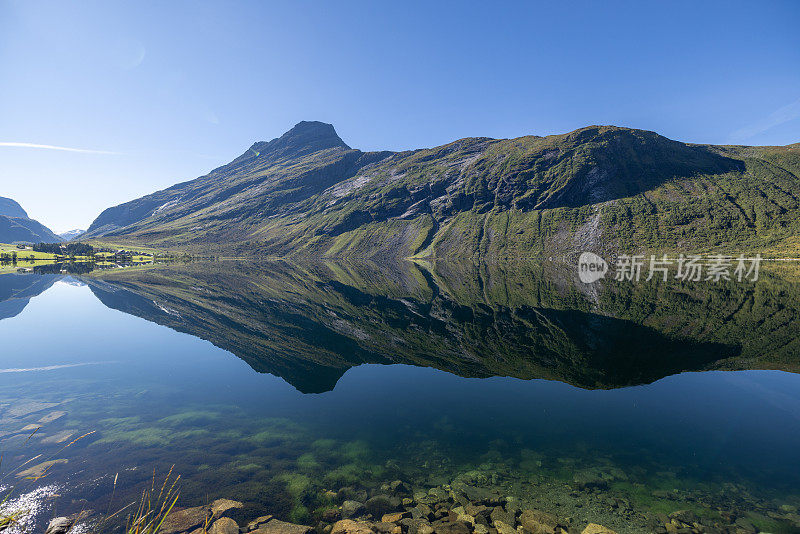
(58, 229, 86, 241)
(85, 122, 800, 257)
(0, 196, 61, 244)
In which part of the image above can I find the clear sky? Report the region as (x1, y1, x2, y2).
(1, 1, 799, 232)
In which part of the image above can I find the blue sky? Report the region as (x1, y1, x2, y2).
(1, 1, 799, 231)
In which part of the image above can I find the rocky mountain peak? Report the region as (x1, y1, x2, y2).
(0, 196, 29, 219)
(249, 121, 351, 161)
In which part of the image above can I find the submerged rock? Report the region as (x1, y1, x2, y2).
(160, 505, 210, 534)
(432, 520, 471, 534)
(489, 506, 514, 527)
(365, 495, 398, 517)
(38, 410, 67, 424)
(382, 512, 408, 523)
(492, 520, 515, 534)
(519, 509, 559, 534)
(451, 484, 502, 507)
(410, 504, 434, 521)
(247, 516, 275, 531)
(209, 517, 240, 534)
(254, 519, 313, 534)
(331, 519, 375, 534)
(341, 500, 366, 519)
(322, 509, 342, 523)
(581, 524, 617, 534)
(211, 498, 244, 520)
(15, 459, 68, 478)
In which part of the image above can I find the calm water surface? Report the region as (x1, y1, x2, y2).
(1, 262, 799, 533)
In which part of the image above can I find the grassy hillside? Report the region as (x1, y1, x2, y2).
(0, 243, 59, 259)
(84, 123, 800, 259)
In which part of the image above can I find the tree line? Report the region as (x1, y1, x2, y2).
(32, 242, 95, 256)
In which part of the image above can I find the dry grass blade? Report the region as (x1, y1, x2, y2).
(100, 466, 181, 534)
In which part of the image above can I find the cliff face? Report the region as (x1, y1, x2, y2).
(85, 122, 800, 258)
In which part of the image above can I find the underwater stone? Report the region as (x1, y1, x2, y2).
(247, 516, 274, 531)
(432, 521, 471, 534)
(519, 509, 559, 534)
(389, 480, 409, 494)
(254, 519, 313, 534)
(489, 506, 514, 528)
(405, 518, 432, 534)
(366, 495, 398, 517)
(424, 488, 449, 504)
(160, 506, 210, 534)
(490, 520, 515, 534)
(410, 504, 433, 521)
(321, 509, 341, 523)
(15, 458, 68, 478)
(209, 517, 239, 534)
(451, 484, 502, 506)
(372, 522, 395, 534)
(581, 524, 617, 534)
(211, 498, 244, 520)
(381, 512, 408, 523)
(38, 410, 67, 424)
(341, 500, 366, 519)
(330, 519, 374, 534)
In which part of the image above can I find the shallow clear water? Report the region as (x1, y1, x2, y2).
(1, 262, 799, 533)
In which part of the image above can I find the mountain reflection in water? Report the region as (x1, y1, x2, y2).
(82, 260, 797, 393)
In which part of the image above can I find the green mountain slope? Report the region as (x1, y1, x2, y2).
(0, 196, 62, 244)
(85, 122, 800, 258)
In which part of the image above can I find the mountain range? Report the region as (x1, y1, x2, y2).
(0, 196, 61, 244)
(84, 122, 800, 258)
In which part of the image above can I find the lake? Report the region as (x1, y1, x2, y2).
(1, 260, 799, 534)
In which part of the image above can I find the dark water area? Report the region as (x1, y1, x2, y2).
(1, 261, 799, 533)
